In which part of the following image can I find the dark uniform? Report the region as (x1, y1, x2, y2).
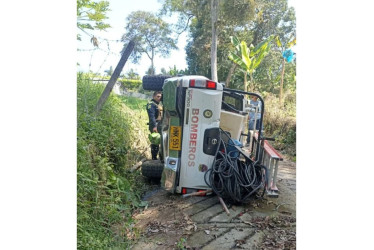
(146, 99, 161, 132)
(147, 99, 162, 160)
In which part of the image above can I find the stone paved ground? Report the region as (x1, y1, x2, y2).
(131, 160, 296, 249)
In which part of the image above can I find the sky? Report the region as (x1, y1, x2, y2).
(77, 0, 188, 77)
(77, 0, 296, 78)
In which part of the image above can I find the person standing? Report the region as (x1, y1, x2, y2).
(247, 95, 263, 145)
(146, 91, 163, 160)
(248, 95, 262, 131)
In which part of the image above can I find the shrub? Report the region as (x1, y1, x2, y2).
(118, 78, 142, 91)
(262, 91, 296, 158)
(77, 73, 148, 249)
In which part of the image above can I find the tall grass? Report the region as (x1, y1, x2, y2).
(118, 95, 148, 110)
(263, 91, 296, 159)
(77, 73, 148, 249)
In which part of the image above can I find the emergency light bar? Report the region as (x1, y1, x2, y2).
(189, 79, 217, 90)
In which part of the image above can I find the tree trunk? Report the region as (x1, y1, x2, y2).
(249, 72, 254, 92)
(244, 72, 247, 92)
(225, 63, 237, 88)
(210, 0, 218, 82)
(95, 40, 135, 113)
(279, 57, 286, 106)
(151, 49, 155, 75)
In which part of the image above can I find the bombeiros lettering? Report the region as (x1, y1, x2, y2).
(188, 108, 199, 167)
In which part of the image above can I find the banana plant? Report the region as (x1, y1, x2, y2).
(275, 36, 296, 106)
(228, 35, 274, 92)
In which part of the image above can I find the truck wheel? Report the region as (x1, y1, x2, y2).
(141, 160, 164, 179)
(142, 75, 172, 91)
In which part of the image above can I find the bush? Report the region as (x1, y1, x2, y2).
(118, 78, 142, 91)
(262, 91, 296, 158)
(118, 95, 148, 110)
(77, 73, 148, 249)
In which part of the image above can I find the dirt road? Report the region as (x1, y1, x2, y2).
(131, 160, 296, 249)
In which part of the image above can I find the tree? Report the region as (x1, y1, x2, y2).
(210, 0, 218, 82)
(122, 11, 177, 75)
(162, 0, 258, 82)
(162, 0, 295, 93)
(247, 0, 296, 94)
(104, 66, 113, 76)
(125, 68, 140, 80)
(275, 36, 296, 105)
(145, 66, 155, 76)
(77, 0, 111, 43)
(229, 36, 274, 92)
(161, 65, 188, 76)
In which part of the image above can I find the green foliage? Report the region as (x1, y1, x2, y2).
(176, 237, 187, 250)
(118, 96, 148, 110)
(77, 72, 147, 249)
(145, 65, 156, 76)
(77, 0, 111, 40)
(162, 0, 261, 81)
(121, 11, 177, 73)
(283, 129, 296, 145)
(228, 35, 274, 91)
(79, 71, 142, 92)
(248, 0, 296, 94)
(160, 65, 187, 76)
(125, 68, 141, 80)
(287, 38, 296, 48)
(262, 92, 296, 157)
(229, 36, 273, 73)
(118, 78, 142, 91)
(163, 0, 295, 94)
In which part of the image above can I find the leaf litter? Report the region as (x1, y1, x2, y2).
(250, 215, 296, 250)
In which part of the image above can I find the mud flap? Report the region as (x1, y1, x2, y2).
(161, 157, 179, 193)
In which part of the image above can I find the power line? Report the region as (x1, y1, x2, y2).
(78, 29, 134, 74)
(78, 28, 123, 44)
(78, 47, 120, 56)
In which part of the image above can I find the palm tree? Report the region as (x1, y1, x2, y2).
(104, 66, 113, 76)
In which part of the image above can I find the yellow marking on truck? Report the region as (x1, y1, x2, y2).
(169, 126, 182, 150)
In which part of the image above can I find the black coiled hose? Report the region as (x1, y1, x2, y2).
(204, 129, 268, 204)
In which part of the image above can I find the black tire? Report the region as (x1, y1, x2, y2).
(141, 160, 164, 179)
(142, 75, 172, 91)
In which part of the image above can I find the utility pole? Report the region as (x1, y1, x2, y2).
(95, 40, 135, 113)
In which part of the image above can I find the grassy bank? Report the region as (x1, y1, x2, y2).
(263, 91, 296, 160)
(77, 73, 149, 249)
(76, 73, 296, 247)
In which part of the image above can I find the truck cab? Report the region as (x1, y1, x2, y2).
(161, 75, 223, 193)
